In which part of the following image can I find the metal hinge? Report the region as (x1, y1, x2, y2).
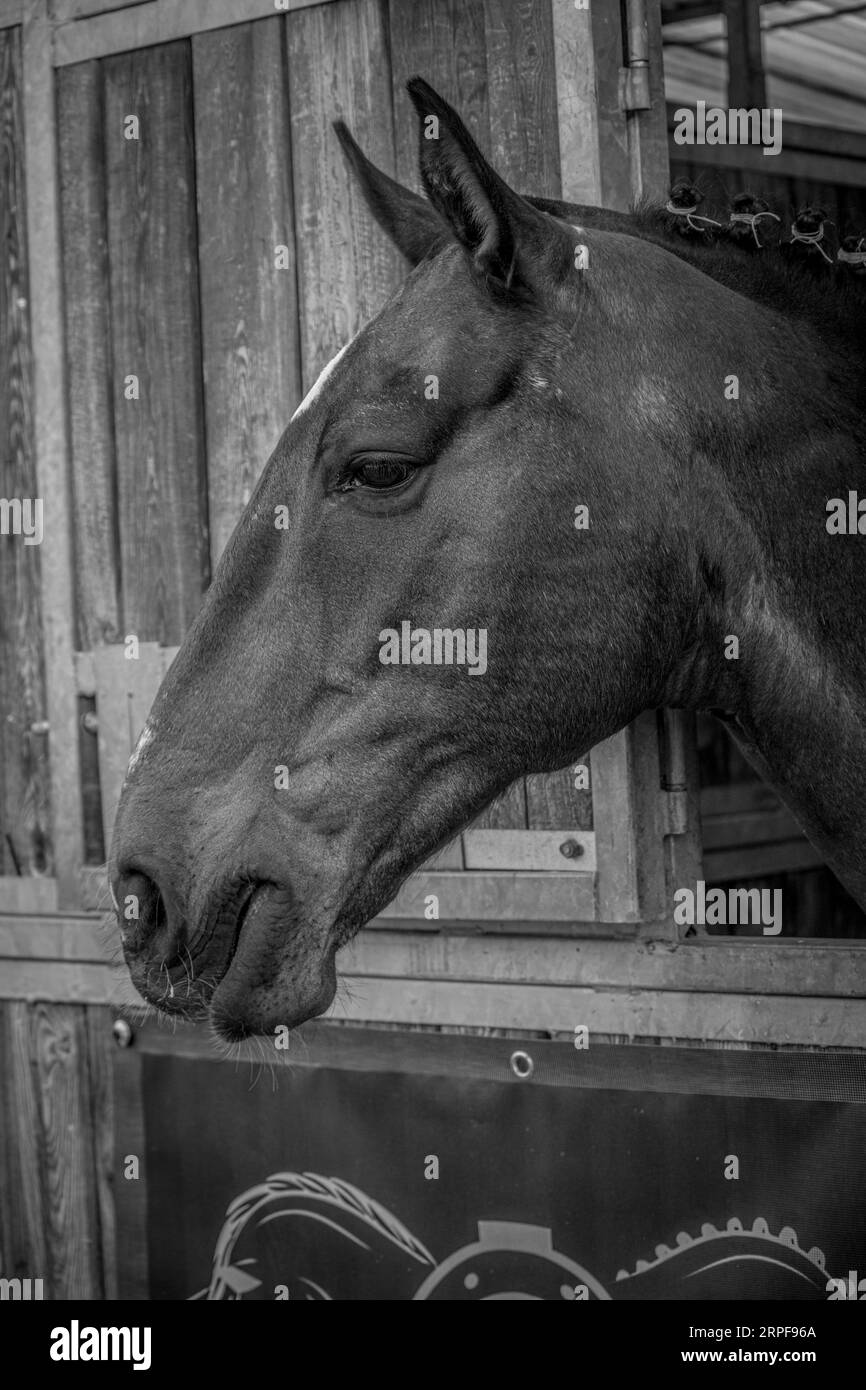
(619, 64, 652, 112)
(660, 788, 689, 836)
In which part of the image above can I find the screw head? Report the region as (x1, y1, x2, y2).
(112, 1018, 133, 1048)
(559, 838, 584, 859)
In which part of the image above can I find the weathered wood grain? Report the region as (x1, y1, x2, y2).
(526, 765, 593, 831)
(0, 26, 52, 877)
(389, 0, 490, 195)
(483, 0, 560, 197)
(192, 18, 301, 564)
(53, 0, 326, 66)
(57, 60, 121, 649)
(0, 1000, 47, 1287)
(23, 0, 84, 900)
(30, 1001, 102, 1296)
(104, 41, 209, 644)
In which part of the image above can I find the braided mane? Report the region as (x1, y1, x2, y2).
(529, 189, 866, 359)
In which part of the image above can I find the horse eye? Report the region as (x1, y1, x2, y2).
(344, 456, 416, 491)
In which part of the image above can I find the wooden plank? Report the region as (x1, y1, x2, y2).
(340, 933, 866, 998)
(288, 0, 402, 386)
(0, 912, 105, 958)
(378, 868, 599, 923)
(192, 19, 302, 565)
(590, 713, 666, 924)
(724, 0, 766, 110)
(50, 0, 149, 21)
(483, 0, 560, 197)
(57, 61, 121, 650)
(526, 765, 593, 831)
(23, 1, 85, 901)
(470, 778, 527, 830)
(21, 18, 86, 885)
(389, 0, 490, 197)
(589, 0, 632, 210)
(0, 1000, 47, 1289)
(6, 915, 865, 999)
(330, 976, 866, 1046)
(85, 1004, 116, 1299)
(30, 1002, 103, 1296)
(4, 961, 866, 1047)
(0, 875, 58, 911)
(104, 41, 209, 645)
(551, 0, 602, 203)
(0, 24, 53, 879)
(0, 958, 140, 1004)
(463, 828, 596, 872)
(53, 0, 334, 65)
(92, 642, 165, 848)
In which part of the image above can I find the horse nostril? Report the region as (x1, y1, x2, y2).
(116, 869, 176, 958)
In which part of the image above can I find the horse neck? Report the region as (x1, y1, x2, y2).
(688, 340, 866, 910)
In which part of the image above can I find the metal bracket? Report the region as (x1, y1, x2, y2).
(619, 63, 652, 112)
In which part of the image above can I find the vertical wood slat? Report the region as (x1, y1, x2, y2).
(724, 0, 766, 111)
(104, 40, 210, 645)
(288, 0, 402, 387)
(483, 0, 561, 199)
(588, 0, 632, 211)
(57, 60, 121, 650)
(22, 0, 84, 897)
(192, 18, 302, 566)
(550, 0, 602, 204)
(591, 711, 667, 924)
(30, 1001, 103, 1297)
(0, 23, 52, 878)
(0, 999, 48, 1288)
(93, 642, 166, 853)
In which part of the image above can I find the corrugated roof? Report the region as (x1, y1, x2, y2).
(663, 1, 866, 131)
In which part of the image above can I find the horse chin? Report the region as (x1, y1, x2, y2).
(206, 882, 339, 1041)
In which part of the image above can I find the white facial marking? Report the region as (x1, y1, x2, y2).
(127, 721, 154, 779)
(291, 337, 355, 420)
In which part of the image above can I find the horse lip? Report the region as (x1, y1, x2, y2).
(199, 881, 263, 990)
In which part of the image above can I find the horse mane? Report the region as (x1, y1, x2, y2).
(527, 191, 866, 362)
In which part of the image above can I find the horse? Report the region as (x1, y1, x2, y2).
(110, 78, 866, 1040)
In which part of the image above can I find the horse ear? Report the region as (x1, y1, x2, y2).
(334, 120, 449, 267)
(406, 75, 557, 294)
